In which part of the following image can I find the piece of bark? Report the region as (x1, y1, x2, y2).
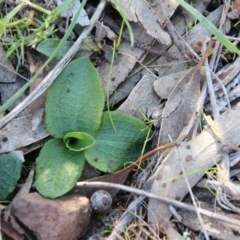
(11, 193, 91, 240)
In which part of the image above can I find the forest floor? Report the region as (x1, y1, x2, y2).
(1, 0, 240, 239)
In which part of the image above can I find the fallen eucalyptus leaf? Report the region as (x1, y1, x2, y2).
(153, 70, 188, 99)
(118, 73, 161, 121)
(0, 115, 48, 154)
(108, 0, 171, 45)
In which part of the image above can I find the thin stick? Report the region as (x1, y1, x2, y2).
(76, 181, 240, 227)
(124, 142, 177, 173)
(202, 41, 220, 120)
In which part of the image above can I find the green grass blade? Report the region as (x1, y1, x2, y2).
(0, 0, 86, 115)
(4, 2, 25, 23)
(106, 41, 116, 131)
(113, 0, 134, 46)
(176, 0, 240, 55)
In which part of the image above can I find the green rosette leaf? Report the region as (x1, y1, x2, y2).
(84, 111, 152, 173)
(37, 39, 74, 60)
(64, 132, 95, 151)
(0, 154, 22, 200)
(35, 139, 85, 199)
(45, 57, 105, 138)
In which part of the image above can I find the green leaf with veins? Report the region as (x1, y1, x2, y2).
(84, 111, 151, 173)
(36, 38, 99, 59)
(35, 57, 152, 199)
(0, 153, 22, 200)
(35, 139, 85, 199)
(45, 57, 105, 138)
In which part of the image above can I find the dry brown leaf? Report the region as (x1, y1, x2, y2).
(0, 78, 27, 112)
(0, 115, 48, 154)
(107, 0, 171, 45)
(153, 70, 188, 99)
(99, 22, 152, 95)
(227, 0, 240, 19)
(111, 1, 217, 118)
(118, 72, 161, 120)
(148, 104, 240, 224)
(148, 0, 179, 24)
(158, 64, 206, 146)
(57, 0, 90, 26)
(75, 142, 176, 198)
(155, 5, 223, 77)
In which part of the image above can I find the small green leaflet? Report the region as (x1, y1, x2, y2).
(0, 154, 22, 200)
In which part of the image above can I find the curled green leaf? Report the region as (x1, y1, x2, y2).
(64, 132, 95, 151)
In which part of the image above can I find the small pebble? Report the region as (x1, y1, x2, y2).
(90, 190, 112, 213)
